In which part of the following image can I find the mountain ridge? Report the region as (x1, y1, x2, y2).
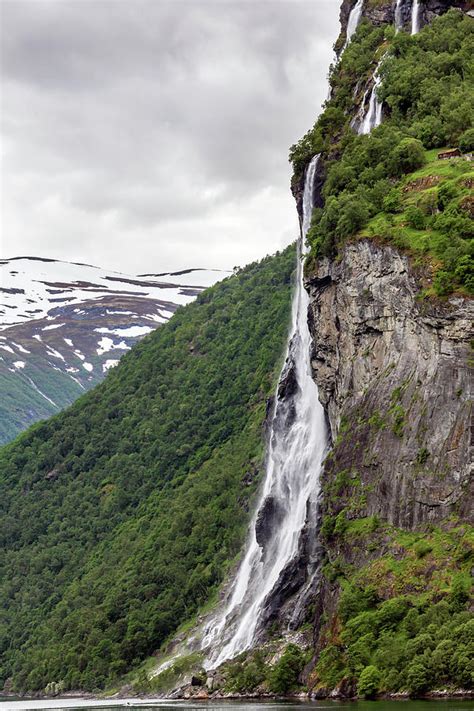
(0, 256, 228, 443)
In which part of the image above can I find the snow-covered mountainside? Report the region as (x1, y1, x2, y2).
(0, 256, 227, 444)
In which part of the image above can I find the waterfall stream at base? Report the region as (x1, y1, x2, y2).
(201, 154, 328, 669)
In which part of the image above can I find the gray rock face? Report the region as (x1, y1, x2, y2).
(338, 0, 470, 43)
(255, 496, 284, 548)
(306, 239, 473, 528)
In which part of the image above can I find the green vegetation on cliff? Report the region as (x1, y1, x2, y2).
(291, 10, 473, 295)
(0, 247, 295, 692)
(317, 519, 473, 696)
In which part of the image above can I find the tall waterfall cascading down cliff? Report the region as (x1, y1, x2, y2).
(201, 154, 327, 669)
(357, 0, 423, 133)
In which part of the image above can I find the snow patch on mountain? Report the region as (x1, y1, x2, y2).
(0, 257, 227, 329)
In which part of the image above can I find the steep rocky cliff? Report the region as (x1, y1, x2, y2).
(302, 238, 473, 695)
(307, 240, 473, 529)
(292, 1, 474, 695)
(278, 0, 474, 698)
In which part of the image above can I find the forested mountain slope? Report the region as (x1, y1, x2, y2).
(0, 247, 294, 692)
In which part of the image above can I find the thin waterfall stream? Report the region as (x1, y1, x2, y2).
(201, 154, 328, 668)
(359, 60, 383, 135)
(395, 0, 404, 31)
(343, 0, 364, 49)
(411, 0, 421, 34)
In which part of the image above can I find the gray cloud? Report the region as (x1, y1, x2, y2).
(1, 0, 339, 273)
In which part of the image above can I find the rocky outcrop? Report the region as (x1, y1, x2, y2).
(337, 0, 471, 47)
(422, 0, 473, 26)
(306, 239, 473, 528)
(254, 216, 473, 662)
(295, 239, 473, 695)
(255, 497, 284, 548)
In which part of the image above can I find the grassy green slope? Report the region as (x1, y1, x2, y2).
(314, 512, 474, 695)
(0, 247, 295, 692)
(360, 149, 473, 294)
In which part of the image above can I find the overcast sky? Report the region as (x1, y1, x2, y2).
(1, 0, 339, 274)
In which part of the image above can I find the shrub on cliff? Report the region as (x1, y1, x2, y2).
(459, 128, 474, 154)
(405, 205, 426, 230)
(375, 597, 411, 631)
(224, 651, 267, 693)
(404, 660, 430, 696)
(339, 584, 378, 622)
(357, 665, 381, 698)
(267, 644, 305, 694)
(389, 138, 425, 176)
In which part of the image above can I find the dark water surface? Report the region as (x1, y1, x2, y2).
(0, 698, 473, 711)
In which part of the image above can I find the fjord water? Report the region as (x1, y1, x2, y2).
(2, 699, 473, 711)
(201, 155, 327, 667)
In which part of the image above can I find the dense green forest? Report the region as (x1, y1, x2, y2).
(0, 247, 295, 692)
(316, 513, 473, 696)
(291, 10, 473, 295)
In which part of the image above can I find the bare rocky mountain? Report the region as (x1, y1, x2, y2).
(0, 256, 227, 443)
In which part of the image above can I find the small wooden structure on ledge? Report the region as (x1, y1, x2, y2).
(437, 148, 461, 160)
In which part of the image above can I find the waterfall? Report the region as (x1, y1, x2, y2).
(351, 86, 370, 132)
(201, 154, 327, 669)
(343, 0, 364, 50)
(359, 62, 383, 134)
(395, 0, 404, 32)
(411, 0, 421, 34)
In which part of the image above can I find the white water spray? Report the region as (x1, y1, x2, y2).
(202, 155, 327, 668)
(411, 0, 421, 34)
(344, 0, 364, 49)
(359, 61, 383, 134)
